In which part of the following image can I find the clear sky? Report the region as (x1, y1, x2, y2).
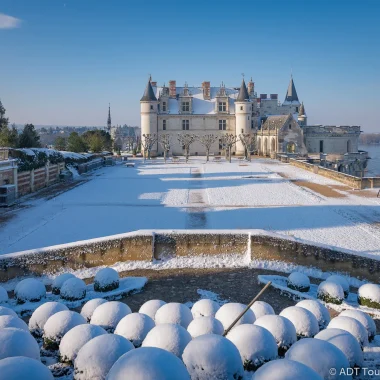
(1, 0, 379, 132)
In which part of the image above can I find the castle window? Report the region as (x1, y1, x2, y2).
(296, 106, 299, 112)
(163, 102, 167, 112)
(289, 124, 291, 129)
(218, 102, 226, 112)
(163, 120, 166, 130)
(219, 120, 226, 130)
(182, 102, 190, 112)
(182, 120, 189, 130)
(150, 105, 154, 110)
(240, 106, 243, 111)
(219, 139, 223, 150)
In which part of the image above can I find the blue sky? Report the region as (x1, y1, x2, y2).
(1, 0, 379, 132)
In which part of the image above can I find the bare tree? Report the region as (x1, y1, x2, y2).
(177, 133, 197, 163)
(239, 133, 257, 161)
(158, 134, 171, 163)
(197, 134, 218, 162)
(221, 134, 239, 163)
(125, 136, 135, 152)
(141, 133, 158, 162)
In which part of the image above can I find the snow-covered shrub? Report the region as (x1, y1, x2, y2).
(0, 306, 17, 318)
(227, 324, 277, 371)
(285, 338, 350, 379)
(215, 302, 255, 330)
(94, 268, 119, 292)
(358, 283, 380, 309)
(315, 328, 363, 368)
(0, 315, 29, 331)
(296, 299, 331, 329)
(191, 298, 220, 318)
(139, 299, 166, 320)
(0, 328, 40, 360)
(250, 301, 275, 319)
(187, 316, 224, 338)
(0, 357, 54, 380)
(339, 309, 376, 342)
(14, 278, 46, 303)
(327, 316, 368, 348)
(254, 315, 297, 355)
(317, 281, 344, 305)
(326, 275, 350, 298)
(29, 301, 69, 337)
(287, 272, 310, 292)
(279, 306, 319, 338)
(142, 323, 192, 358)
(90, 301, 131, 332)
(0, 286, 8, 303)
(155, 303, 193, 328)
(115, 313, 155, 347)
(59, 324, 107, 363)
(182, 334, 244, 380)
(51, 273, 76, 295)
(74, 334, 134, 380)
(43, 310, 86, 350)
(106, 347, 190, 380)
(253, 359, 323, 380)
(81, 298, 108, 322)
(60, 277, 86, 301)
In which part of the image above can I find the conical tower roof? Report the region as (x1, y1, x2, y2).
(284, 76, 299, 102)
(299, 101, 305, 116)
(236, 79, 250, 102)
(140, 79, 157, 102)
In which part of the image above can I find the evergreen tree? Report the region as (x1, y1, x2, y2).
(18, 124, 41, 148)
(67, 132, 87, 153)
(54, 136, 67, 151)
(82, 130, 112, 153)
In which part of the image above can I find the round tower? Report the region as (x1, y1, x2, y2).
(297, 102, 307, 126)
(140, 78, 158, 156)
(235, 79, 251, 155)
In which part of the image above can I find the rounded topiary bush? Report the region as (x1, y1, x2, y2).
(0, 357, 54, 380)
(285, 338, 350, 379)
(0, 306, 17, 318)
(142, 323, 192, 358)
(90, 301, 131, 332)
(182, 334, 244, 380)
(187, 316, 224, 338)
(139, 299, 166, 320)
(0, 315, 29, 332)
(315, 328, 364, 368)
(279, 306, 319, 338)
(326, 275, 350, 298)
(29, 302, 69, 337)
(74, 334, 134, 380)
(253, 359, 323, 380)
(60, 278, 86, 301)
(59, 324, 107, 363)
(115, 313, 155, 347)
(296, 299, 331, 329)
(327, 316, 368, 348)
(80, 298, 108, 322)
(94, 268, 119, 292)
(0, 286, 8, 303)
(250, 301, 275, 319)
(287, 272, 310, 292)
(154, 303, 193, 328)
(43, 310, 86, 350)
(339, 309, 376, 342)
(358, 283, 380, 310)
(317, 281, 344, 305)
(227, 324, 278, 371)
(255, 315, 297, 355)
(14, 278, 46, 304)
(51, 273, 76, 295)
(0, 328, 40, 360)
(215, 302, 255, 330)
(106, 347, 190, 380)
(191, 299, 220, 318)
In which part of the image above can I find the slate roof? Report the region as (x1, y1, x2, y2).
(284, 76, 299, 103)
(236, 79, 250, 102)
(299, 102, 305, 116)
(261, 114, 292, 130)
(140, 80, 157, 102)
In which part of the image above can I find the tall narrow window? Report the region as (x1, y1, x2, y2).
(218, 120, 226, 130)
(162, 102, 167, 112)
(163, 120, 166, 130)
(319, 140, 324, 153)
(182, 120, 189, 130)
(218, 102, 226, 112)
(182, 102, 190, 112)
(150, 105, 154, 110)
(289, 124, 292, 129)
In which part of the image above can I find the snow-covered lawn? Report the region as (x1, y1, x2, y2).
(1, 158, 380, 259)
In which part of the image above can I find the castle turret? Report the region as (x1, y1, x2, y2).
(235, 78, 251, 155)
(297, 101, 307, 126)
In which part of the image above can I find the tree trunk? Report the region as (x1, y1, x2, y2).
(164, 149, 166, 163)
(206, 147, 210, 162)
(229, 147, 232, 163)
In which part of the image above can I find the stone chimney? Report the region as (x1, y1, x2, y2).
(202, 81, 211, 100)
(151, 81, 157, 87)
(169, 80, 176, 98)
(248, 79, 254, 97)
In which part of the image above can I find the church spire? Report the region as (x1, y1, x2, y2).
(284, 75, 299, 103)
(236, 78, 250, 102)
(107, 103, 111, 132)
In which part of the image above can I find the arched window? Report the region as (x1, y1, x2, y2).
(286, 142, 296, 153)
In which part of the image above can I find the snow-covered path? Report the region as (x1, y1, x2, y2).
(1, 158, 380, 258)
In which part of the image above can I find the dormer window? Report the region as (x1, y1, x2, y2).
(218, 102, 227, 112)
(162, 102, 167, 112)
(182, 102, 190, 112)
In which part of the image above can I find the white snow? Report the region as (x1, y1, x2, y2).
(0, 357, 54, 380)
(326, 275, 350, 297)
(0, 315, 29, 331)
(115, 313, 155, 347)
(187, 316, 224, 338)
(254, 315, 297, 352)
(339, 309, 376, 340)
(0, 306, 17, 318)
(215, 302, 255, 330)
(226, 324, 278, 370)
(250, 301, 275, 319)
(81, 298, 108, 322)
(315, 328, 364, 368)
(0, 328, 40, 360)
(14, 278, 46, 303)
(139, 299, 166, 320)
(59, 323, 107, 363)
(51, 273, 76, 294)
(317, 281, 344, 304)
(106, 346, 190, 380)
(154, 303, 193, 328)
(182, 334, 244, 380)
(0, 286, 8, 303)
(60, 277, 86, 301)
(296, 299, 331, 329)
(279, 306, 319, 338)
(358, 283, 380, 304)
(94, 267, 119, 292)
(285, 338, 351, 380)
(191, 298, 220, 318)
(90, 301, 131, 332)
(142, 323, 192, 358)
(74, 334, 134, 380)
(287, 272, 310, 291)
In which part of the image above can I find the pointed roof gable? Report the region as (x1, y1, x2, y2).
(140, 79, 157, 102)
(284, 76, 299, 102)
(299, 101, 305, 116)
(236, 79, 250, 102)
